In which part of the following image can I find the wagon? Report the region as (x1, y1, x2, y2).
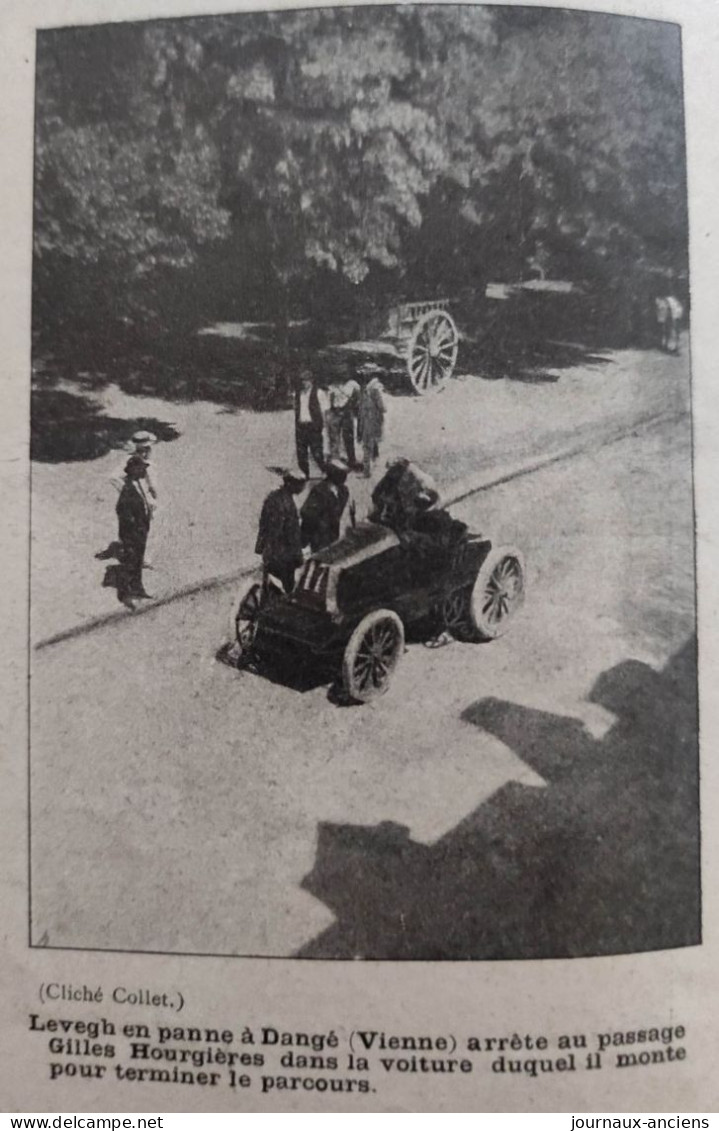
(227, 516, 525, 704)
(330, 298, 460, 395)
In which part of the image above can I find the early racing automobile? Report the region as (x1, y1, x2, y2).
(228, 516, 525, 704)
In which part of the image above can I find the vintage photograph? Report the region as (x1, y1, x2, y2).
(29, 3, 698, 961)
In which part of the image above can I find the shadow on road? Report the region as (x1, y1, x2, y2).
(295, 636, 700, 960)
(31, 321, 621, 463)
(31, 387, 181, 463)
(462, 337, 612, 384)
(216, 645, 334, 696)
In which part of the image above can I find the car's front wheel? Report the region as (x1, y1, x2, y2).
(342, 609, 405, 703)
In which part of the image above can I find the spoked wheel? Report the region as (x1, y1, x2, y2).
(468, 547, 525, 641)
(342, 609, 405, 703)
(407, 310, 459, 394)
(228, 574, 266, 662)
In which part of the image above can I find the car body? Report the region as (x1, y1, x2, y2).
(230, 517, 524, 703)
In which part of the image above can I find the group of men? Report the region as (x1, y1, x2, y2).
(254, 461, 348, 593)
(104, 364, 438, 610)
(254, 455, 442, 596)
(294, 363, 386, 480)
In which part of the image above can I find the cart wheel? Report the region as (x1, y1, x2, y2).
(228, 573, 265, 660)
(467, 547, 525, 641)
(407, 309, 459, 394)
(342, 609, 405, 703)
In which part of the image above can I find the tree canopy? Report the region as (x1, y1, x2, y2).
(33, 6, 687, 339)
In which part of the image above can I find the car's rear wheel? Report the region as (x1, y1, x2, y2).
(228, 573, 265, 660)
(342, 609, 405, 703)
(466, 547, 525, 641)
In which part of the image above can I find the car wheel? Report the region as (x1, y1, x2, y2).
(342, 609, 405, 703)
(228, 573, 265, 660)
(467, 546, 525, 641)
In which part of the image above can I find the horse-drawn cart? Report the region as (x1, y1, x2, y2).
(330, 298, 459, 395)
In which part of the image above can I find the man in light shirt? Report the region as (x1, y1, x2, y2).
(655, 294, 683, 354)
(294, 371, 326, 478)
(327, 372, 360, 468)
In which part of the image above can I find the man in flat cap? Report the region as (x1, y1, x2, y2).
(300, 458, 350, 554)
(255, 468, 307, 594)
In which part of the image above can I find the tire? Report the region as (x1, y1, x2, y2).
(466, 546, 525, 641)
(342, 609, 405, 703)
(228, 573, 265, 659)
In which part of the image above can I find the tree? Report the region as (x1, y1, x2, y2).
(455, 10, 687, 285)
(33, 22, 231, 338)
(33, 7, 688, 352)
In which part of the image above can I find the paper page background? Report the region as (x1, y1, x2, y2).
(0, 0, 717, 1112)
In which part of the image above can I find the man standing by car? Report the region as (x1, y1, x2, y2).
(300, 458, 350, 553)
(255, 468, 306, 594)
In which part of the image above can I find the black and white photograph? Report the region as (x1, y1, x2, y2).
(29, 3, 698, 962)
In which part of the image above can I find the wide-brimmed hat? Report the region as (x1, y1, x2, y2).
(326, 458, 350, 476)
(131, 430, 156, 446)
(280, 466, 307, 485)
(266, 464, 306, 484)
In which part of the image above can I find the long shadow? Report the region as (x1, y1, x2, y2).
(32, 307, 622, 430)
(296, 636, 699, 960)
(462, 335, 612, 385)
(32, 324, 316, 426)
(31, 300, 664, 459)
(30, 387, 181, 463)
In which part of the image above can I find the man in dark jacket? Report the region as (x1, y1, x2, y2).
(294, 370, 326, 479)
(255, 469, 306, 593)
(115, 455, 153, 608)
(300, 459, 350, 554)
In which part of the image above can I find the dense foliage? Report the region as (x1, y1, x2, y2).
(33, 7, 687, 350)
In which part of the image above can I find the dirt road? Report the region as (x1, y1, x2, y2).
(31, 344, 689, 643)
(30, 412, 697, 960)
